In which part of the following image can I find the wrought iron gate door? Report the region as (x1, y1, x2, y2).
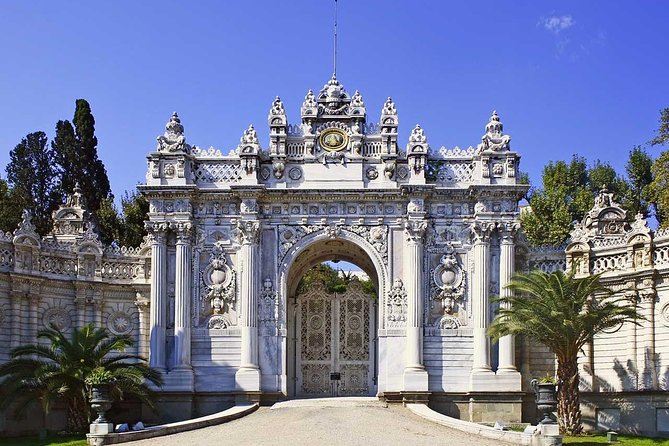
(296, 280, 375, 397)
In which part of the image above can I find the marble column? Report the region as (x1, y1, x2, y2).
(173, 222, 193, 370)
(235, 219, 261, 392)
(470, 221, 494, 381)
(497, 222, 518, 373)
(403, 217, 429, 391)
(148, 225, 167, 372)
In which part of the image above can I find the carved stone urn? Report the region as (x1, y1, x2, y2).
(90, 384, 113, 424)
(530, 379, 558, 424)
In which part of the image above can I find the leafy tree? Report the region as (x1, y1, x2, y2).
(95, 197, 122, 246)
(51, 119, 78, 202)
(648, 108, 669, 225)
(119, 191, 149, 247)
(0, 324, 163, 433)
(622, 147, 653, 218)
(649, 108, 669, 147)
(521, 157, 592, 246)
(488, 269, 641, 435)
(297, 263, 375, 295)
(6, 131, 60, 234)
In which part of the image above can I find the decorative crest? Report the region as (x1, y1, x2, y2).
(382, 97, 397, 116)
(409, 124, 427, 143)
(15, 209, 38, 239)
(477, 110, 511, 152)
(301, 89, 318, 117)
(270, 96, 285, 116)
(240, 125, 259, 145)
(156, 112, 187, 152)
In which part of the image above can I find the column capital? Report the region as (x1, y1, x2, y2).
(470, 220, 495, 244)
(404, 219, 427, 244)
(145, 221, 169, 244)
(237, 219, 261, 245)
(498, 221, 520, 244)
(172, 221, 193, 244)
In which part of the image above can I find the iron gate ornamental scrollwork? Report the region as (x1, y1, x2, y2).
(296, 280, 374, 396)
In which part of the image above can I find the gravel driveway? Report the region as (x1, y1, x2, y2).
(127, 401, 512, 446)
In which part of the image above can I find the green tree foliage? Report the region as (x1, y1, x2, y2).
(297, 263, 375, 295)
(648, 108, 669, 225)
(0, 179, 24, 234)
(649, 108, 669, 147)
(522, 154, 647, 245)
(622, 146, 653, 218)
(521, 156, 593, 246)
(95, 197, 122, 246)
(53, 99, 112, 213)
(0, 324, 163, 433)
(119, 191, 149, 247)
(488, 269, 641, 435)
(5, 131, 60, 234)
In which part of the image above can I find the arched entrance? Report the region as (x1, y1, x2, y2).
(283, 236, 382, 397)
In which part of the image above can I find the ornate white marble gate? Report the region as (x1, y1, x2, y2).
(296, 280, 375, 397)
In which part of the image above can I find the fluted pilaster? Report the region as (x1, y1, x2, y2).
(173, 222, 193, 369)
(148, 225, 167, 371)
(498, 222, 519, 373)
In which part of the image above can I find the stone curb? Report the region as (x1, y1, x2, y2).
(406, 403, 533, 445)
(86, 403, 259, 446)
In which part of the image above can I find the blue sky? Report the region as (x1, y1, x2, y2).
(1, 1, 668, 199)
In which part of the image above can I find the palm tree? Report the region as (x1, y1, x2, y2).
(0, 324, 163, 433)
(488, 268, 641, 435)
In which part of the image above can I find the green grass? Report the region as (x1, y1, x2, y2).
(564, 434, 669, 445)
(0, 435, 87, 446)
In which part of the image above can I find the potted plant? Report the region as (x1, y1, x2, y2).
(530, 374, 558, 424)
(85, 367, 114, 424)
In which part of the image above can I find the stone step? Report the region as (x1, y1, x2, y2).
(271, 397, 387, 410)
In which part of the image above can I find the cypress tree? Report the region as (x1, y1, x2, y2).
(6, 131, 60, 234)
(53, 99, 113, 213)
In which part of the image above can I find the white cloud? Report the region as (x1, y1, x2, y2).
(539, 15, 574, 34)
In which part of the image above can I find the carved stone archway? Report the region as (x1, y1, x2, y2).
(278, 229, 387, 397)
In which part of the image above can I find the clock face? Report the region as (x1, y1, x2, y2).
(319, 128, 349, 152)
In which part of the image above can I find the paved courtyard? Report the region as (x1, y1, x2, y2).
(128, 400, 511, 446)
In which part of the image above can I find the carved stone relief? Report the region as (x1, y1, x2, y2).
(429, 244, 466, 327)
(386, 278, 407, 328)
(200, 244, 237, 327)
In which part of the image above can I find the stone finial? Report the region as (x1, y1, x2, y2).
(486, 110, 503, 134)
(240, 125, 259, 145)
(156, 111, 187, 152)
(351, 90, 365, 108)
(301, 89, 318, 118)
(409, 124, 427, 143)
(15, 209, 38, 238)
(65, 182, 85, 208)
(321, 74, 345, 101)
(477, 110, 511, 152)
(270, 96, 285, 116)
(382, 97, 397, 116)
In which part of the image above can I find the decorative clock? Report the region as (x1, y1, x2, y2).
(318, 128, 349, 152)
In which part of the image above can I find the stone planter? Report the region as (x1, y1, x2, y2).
(90, 384, 113, 424)
(530, 379, 558, 424)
